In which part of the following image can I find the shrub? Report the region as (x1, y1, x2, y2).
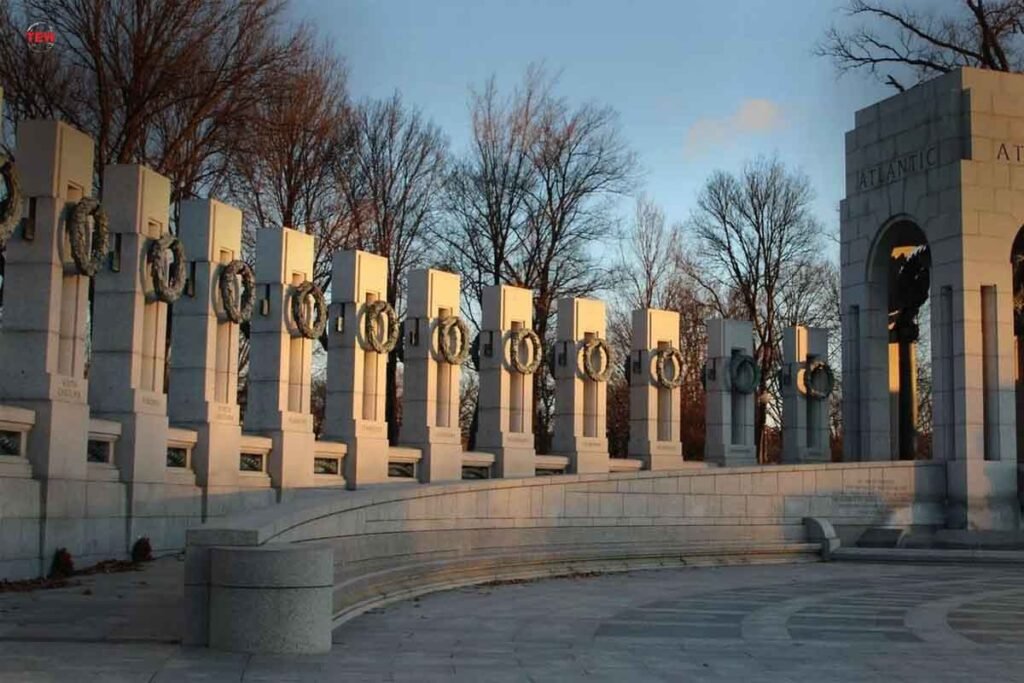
(131, 537, 153, 563)
(49, 548, 74, 578)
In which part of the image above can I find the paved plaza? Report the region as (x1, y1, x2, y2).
(0, 557, 1023, 681)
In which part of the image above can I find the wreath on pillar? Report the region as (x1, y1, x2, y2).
(291, 280, 327, 339)
(148, 235, 187, 303)
(581, 337, 613, 383)
(437, 315, 471, 364)
(728, 353, 760, 395)
(68, 197, 110, 277)
(653, 346, 684, 389)
(219, 259, 255, 324)
(0, 156, 23, 246)
(804, 359, 835, 400)
(363, 300, 400, 354)
(509, 327, 542, 374)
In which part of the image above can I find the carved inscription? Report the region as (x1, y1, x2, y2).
(856, 145, 939, 191)
(55, 377, 83, 402)
(996, 143, 1024, 162)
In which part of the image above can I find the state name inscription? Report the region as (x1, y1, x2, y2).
(996, 142, 1024, 162)
(856, 145, 939, 191)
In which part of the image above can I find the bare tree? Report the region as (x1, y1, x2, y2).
(617, 195, 680, 310)
(519, 93, 636, 451)
(687, 156, 824, 463)
(439, 68, 547, 323)
(227, 42, 352, 288)
(0, 0, 304, 200)
(817, 0, 1024, 91)
(441, 67, 635, 452)
(339, 94, 449, 442)
(221, 41, 352, 396)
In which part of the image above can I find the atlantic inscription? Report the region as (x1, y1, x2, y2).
(856, 145, 939, 191)
(996, 143, 1024, 162)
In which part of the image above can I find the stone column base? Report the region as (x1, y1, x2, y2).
(416, 441, 463, 483)
(567, 448, 610, 474)
(947, 460, 1020, 531)
(491, 446, 535, 478)
(634, 440, 684, 471)
(706, 444, 757, 467)
(343, 434, 390, 489)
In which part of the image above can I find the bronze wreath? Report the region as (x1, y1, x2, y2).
(581, 337, 613, 383)
(363, 300, 400, 353)
(219, 259, 255, 324)
(68, 198, 109, 277)
(653, 346, 684, 389)
(804, 359, 835, 400)
(291, 280, 327, 339)
(728, 353, 760, 395)
(0, 156, 23, 246)
(509, 327, 542, 374)
(148, 235, 187, 303)
(437, 315, 470, 364)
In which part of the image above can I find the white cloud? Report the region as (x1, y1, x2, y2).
(684, 98, 784, 158)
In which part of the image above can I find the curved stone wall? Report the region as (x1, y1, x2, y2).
(187, 461, 946, 652)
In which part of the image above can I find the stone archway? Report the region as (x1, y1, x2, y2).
(1012, 227, 1024, 468)
(865, 218, 931, 461)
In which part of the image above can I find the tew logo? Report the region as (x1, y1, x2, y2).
(25, 21, 56, 51)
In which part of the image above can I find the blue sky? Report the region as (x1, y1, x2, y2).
(291, 0, 894, 240)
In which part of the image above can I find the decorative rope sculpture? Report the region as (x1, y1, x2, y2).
(0, 156, 23, 246)
(653, 346, 684, 389)
(68, 198, 110, 277)
(363, 300, 400, 354)
(219, 259, 255, 324)
(437, 316, 471, 364)
(291, 280, 327, 339)
(148, 235, 187, 303)
(509, 327, 542, 374)
(728, 353, 760, 395)
(581, 337, 613, 383)
(804, 359, 835, 400)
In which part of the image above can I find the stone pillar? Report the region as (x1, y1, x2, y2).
(476, 285, 537, 477)
(628, 308, 684, 470)
(0, 121, 94, 567)
(169, 199, 243, 498)
(89, 165, 171, 486)
(704, 318, 756, 467)
(781, 325, 831, 464)
(243, 227, 316, 489)
(323, 250, 392, 488)
(399, 268, 464, 483)
(551, 297, 609, 473)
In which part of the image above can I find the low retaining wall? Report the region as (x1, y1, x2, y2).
(186, 460, 946, 653)
(0, 473, 277, 579)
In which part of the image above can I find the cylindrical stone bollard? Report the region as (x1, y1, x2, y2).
(208, 543, 334, 654)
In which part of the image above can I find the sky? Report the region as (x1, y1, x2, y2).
(289, 0, 895, 242)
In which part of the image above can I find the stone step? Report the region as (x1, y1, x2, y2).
(330, 540, 821, 625)
(833, 547, 1024, 565)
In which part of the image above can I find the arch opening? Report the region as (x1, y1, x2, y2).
(868, 219, 931, 460)
(1010, 227, 1024, 468)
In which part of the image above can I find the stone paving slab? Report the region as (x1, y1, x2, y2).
(3, 558, 1024, 680)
